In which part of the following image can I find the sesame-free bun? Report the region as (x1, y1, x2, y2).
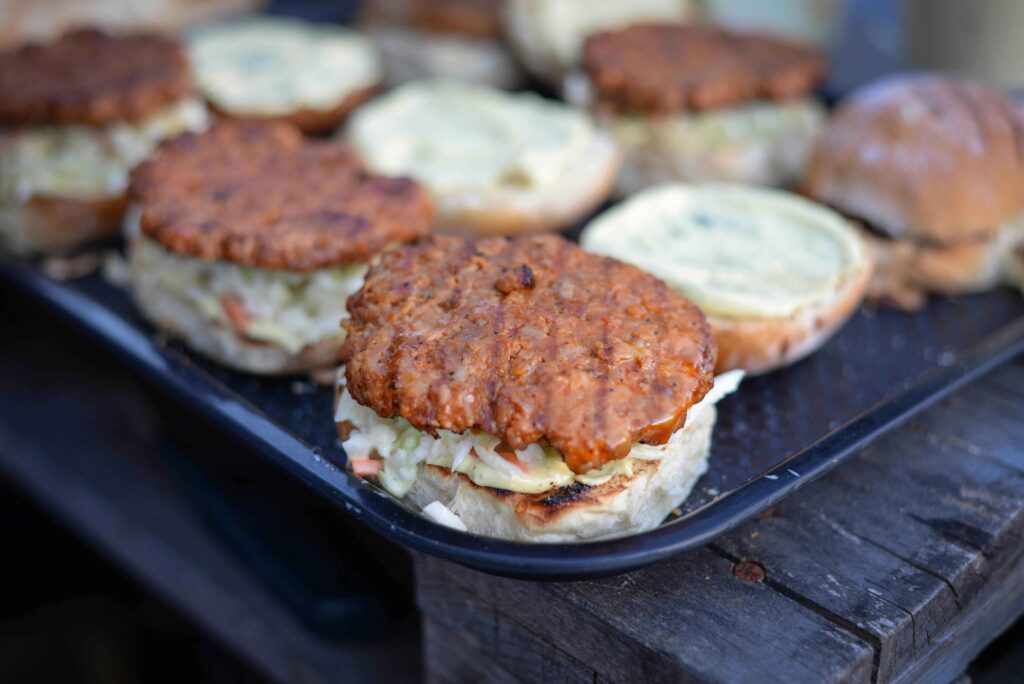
(860, 227, 1017, 311)
(582, 184, 872, 375)
(802, 74, 1024, 245)
(0, 193, 127, 255)
(707, 261, 870, 374)
(188, 18, 383, 135)
(403, 404, 715, 542)
(346, 80, 620, 236)
(207, 84, 379, 137)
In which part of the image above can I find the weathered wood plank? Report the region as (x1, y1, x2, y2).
(417, 549, 874, 684)
(417, 363, 1024, 684)
(422, 613, 594, 684)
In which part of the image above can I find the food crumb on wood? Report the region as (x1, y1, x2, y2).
(731, 559, 766, 582)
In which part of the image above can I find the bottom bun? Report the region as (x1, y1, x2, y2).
(861, 230, 1009, 311)
(131, 273, 344, 375)
(209, 84, 380, 136)
(404, 405, 715, 542)
(0, 193, 127, 255)
(710, 258, 872, 375)
(434, 132, 620, 237)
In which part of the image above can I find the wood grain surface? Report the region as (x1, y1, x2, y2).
(417, 358, 1024, 684)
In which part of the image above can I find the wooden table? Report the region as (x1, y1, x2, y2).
(2, 301, 1023, 684)
(416, 357, 1024, 684)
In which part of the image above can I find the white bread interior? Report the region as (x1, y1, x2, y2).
(709, 260, 871, 374)
(434, 131, 620, 236)
(404, 404, 715, 542)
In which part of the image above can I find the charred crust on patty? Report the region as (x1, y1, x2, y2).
(0, 28, 192, 125)
(340, 234, 716, 474)
(582, 24, 825, 115)
(494, 264, 535, 295)
(130, 122, 434, 271)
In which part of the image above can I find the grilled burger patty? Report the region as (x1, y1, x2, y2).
(130, 121, 434, 271)
(0, 28, 192, 126)
(340, 234, 716, 474)
(582, 23, 824, 115)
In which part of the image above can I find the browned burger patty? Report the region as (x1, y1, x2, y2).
(130, 122, 434, 271)
(0, 28, 191, 125)
(582, 24, 825, 115)
(340, 234, 716, 474)
(361, 0, 503, 38)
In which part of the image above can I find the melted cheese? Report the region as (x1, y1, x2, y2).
(188, 17, 381, 117)
(581, 184, 866, 319)
(510, 0, 694, 69)
(346, 80, 596, 196)
(336, 370, 743, 497)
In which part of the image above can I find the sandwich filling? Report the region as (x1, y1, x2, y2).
(129, 219, 366, 355)
(0, 97, 208, 205)
(605, 99, 823, 173)
(347, 80, 598, 198)
(337, 370, 742, 497)
(189, 18, 381, 117)
(582, 184, 867, 318)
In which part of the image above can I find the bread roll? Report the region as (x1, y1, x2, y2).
(345, 80, 619, 236)
(581, 184, 871, 374)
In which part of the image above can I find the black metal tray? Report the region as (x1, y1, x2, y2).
(4, 255, 1024, 580)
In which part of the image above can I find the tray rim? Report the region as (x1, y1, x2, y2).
(5, 257, 1024, 580)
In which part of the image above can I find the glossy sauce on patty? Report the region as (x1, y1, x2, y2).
(341, 234, 716, 474)
(130, 122, 434, 271)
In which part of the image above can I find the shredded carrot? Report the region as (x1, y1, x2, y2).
(220, 295, 249, 333)
(350, 459, 383, 476)
(497, 450, 530, 473)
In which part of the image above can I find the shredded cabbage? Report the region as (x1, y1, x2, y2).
(1, 98, 208, 204)
(129, 230, 366, 354)
(336, 369, 744, 496)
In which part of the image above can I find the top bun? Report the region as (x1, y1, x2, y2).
(802, 74, 1024, 244)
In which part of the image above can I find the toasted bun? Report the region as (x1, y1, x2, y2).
(130, 276, 344, 374)
(709, 261, 870, 374)
(581, 184, 871, 375)
(0, 193, 127, 255)
(435, 132, 620, 236)
(348, 81, 621, 237)
(860, 228, 1012, 311)
(802, 75, 1024, 244)
(364, 25, 524, 89)
(403, 404, 714, 542)
(208, 84, 379, 136)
